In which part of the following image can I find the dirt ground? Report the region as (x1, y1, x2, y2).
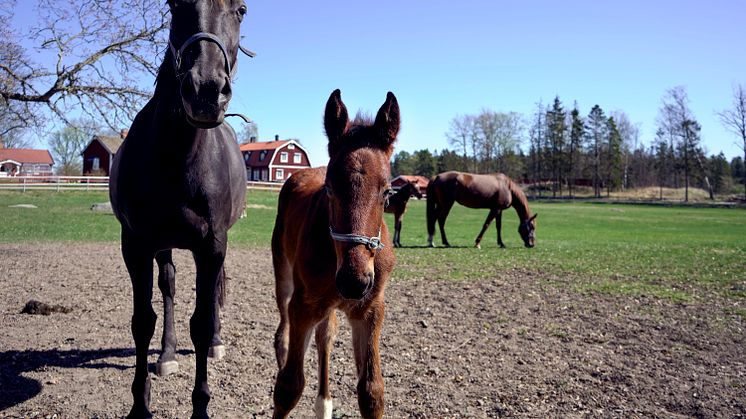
(1, 243, 744, 418)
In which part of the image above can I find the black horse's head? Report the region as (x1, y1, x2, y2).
(518, 213, 537, 248)
(167, 0, 248, 128)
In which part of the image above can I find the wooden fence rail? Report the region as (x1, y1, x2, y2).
(0, 176, 283, 192)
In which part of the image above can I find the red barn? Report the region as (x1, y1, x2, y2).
(81, 131, 126, 176)
(240, 138, 311, 182)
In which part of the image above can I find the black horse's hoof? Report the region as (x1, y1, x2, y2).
(126, 407, 153, 419)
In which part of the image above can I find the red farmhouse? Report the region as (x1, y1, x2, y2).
(240, 138, 311, 182)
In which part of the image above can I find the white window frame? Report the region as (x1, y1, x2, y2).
(280, 152, 288, 163)
(293, 153, 302, 164)
(276, 168, 284, 180)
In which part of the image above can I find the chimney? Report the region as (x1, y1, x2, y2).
(275, 134, 279, 141)
(250, 136, 257, 143)
(120, 129, 129, 139)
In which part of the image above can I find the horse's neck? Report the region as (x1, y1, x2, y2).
(148, 59, 200, 151)
(393, 189, 410, 205)
(509, 184, 531, 221)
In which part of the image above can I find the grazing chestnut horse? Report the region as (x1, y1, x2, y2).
(427, 171, 537, 248)
(109, 1, 251, 417)
(384, 180, 422, 247)
(271, 89, 399, 419)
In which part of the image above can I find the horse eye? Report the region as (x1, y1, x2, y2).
(238, 5, 247, 16)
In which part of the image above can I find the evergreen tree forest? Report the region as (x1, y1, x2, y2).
(391, 88, 746, 200)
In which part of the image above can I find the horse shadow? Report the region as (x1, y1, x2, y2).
(0, 347, 193, 410)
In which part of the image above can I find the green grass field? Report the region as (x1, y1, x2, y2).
(1, 190, 744, 303)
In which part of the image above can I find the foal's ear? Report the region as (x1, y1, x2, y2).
(373, 92, 400, 151)
(530, 213, 538, 222)
(324, 89, 349, 155)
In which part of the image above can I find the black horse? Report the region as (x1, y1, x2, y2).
(109, 1, 250, 417)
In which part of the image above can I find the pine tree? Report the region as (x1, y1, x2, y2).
(586, 105, 607, 197)
(546, 96, 567, 197)
(606, 117, 623, 196)
(568, 105, 584, 197)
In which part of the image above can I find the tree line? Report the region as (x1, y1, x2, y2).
(392, 85, 746, 200)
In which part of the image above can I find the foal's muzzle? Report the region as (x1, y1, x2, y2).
(335, 268, 374, 300)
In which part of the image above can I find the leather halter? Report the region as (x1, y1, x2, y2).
(329, 226, 384, 251)
(327, 187, 393, 252)
(168, 32, 256, 80)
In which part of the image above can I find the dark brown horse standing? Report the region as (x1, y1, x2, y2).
(427, 171, 537, 249)
(384, 180, 422, 247)
(271, 90, 399, 419)
(109, 1, 250, 417)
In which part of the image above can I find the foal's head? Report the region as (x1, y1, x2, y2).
(324, 89, 399, 300)
(166, 0, 247, 128)
(518, 214, 538, 248)
(405, 181, 423, 199)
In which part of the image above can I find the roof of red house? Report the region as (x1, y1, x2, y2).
(88, 135, 124, 155)
(392, 175, 430, 186)
(0, 148, 54, 165)
(239, 140, 289, 152)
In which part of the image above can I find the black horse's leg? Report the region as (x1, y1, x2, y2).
(190, 239, 227, 419)
(474, 208, 498, 249)
(495, 210, 506, 248)
(437, 199, 454, 247)
(155, 250, 178, 376)
(208, 266, 225, 360)
(122, 235, 156, 419)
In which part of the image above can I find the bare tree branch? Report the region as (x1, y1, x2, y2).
(0, 0, 168, 134)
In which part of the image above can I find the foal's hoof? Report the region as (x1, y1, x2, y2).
(208, 344, 226, 360)
(475, 243, 482, 249)
(155, 360, 179, 376)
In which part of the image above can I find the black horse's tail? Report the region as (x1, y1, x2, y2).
(426, 180, 438, 237)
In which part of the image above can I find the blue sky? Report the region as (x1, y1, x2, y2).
(14, 1, 746, 166)
(228, 0, 745, 166)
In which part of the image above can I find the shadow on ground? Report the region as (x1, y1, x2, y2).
(0, 347, 192, 410)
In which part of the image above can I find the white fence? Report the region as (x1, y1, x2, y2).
(0, 176, 283, 192)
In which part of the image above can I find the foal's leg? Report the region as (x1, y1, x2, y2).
(155, 250, 178, 376)
(474, 208, 498, 249)
(314, 312, 338, 419)
(122, 236, 156, 419)
(273, 254, 294, 369)
(350, 303, 385, 419)
(190, 241, 227, 419)
(437, 199, 454, 247)
(495, 210, 506, 248)
(273, 293, 318, 419)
